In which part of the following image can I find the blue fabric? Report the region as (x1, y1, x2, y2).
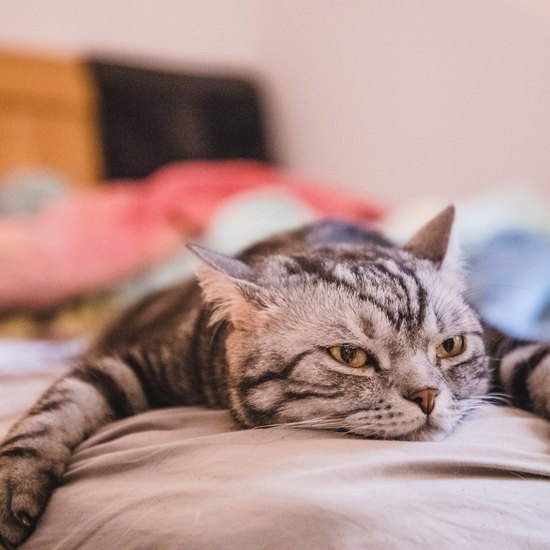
(466, 231, 550, 340)
(0, 170, 70, 217)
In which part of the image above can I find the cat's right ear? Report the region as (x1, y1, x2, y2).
(187, 244, 269, 328)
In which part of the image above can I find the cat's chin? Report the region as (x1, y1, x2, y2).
(398, 424, 451, 442)
(398, 415, 458, 441)
(349, 418, 454, 442)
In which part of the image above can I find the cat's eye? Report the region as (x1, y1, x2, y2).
(328, 345, 369, 368)
(436, 335, 466, 358)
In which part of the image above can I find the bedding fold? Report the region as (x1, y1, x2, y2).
(19, 405, 550, 550)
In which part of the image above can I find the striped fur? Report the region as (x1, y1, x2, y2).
(1, 207, 549, 547)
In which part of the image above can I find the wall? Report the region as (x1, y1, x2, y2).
(0, 0, 263, 71)
(1, 1, 549, 201)
(259, 0, 550, 200)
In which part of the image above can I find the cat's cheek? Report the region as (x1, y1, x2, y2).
(244, 380, 285, 416)
(444, 366, 491, 401)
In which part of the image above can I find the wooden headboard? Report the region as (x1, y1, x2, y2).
(0, 50, 271, 186)
(0, 50, 102, 185)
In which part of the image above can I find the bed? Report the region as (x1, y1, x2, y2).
(1, 50, 550, 550)
(2, 348, 550, 549)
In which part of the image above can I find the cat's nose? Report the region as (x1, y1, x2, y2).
(407, 388, 439, 415)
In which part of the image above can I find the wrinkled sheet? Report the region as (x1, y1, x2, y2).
(2, 355, 550, 550)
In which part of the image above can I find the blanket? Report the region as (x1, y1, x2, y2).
(0, 161, 384, 311)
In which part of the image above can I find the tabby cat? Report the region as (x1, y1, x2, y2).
(1, 206, 549, 548)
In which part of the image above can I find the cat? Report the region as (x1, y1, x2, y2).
(1, 205, 549, 548)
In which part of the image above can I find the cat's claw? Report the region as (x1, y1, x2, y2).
(0, 457, 57, 548)
(14, 513, 32, 529)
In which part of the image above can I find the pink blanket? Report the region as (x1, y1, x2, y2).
(0, 161, 385, 309)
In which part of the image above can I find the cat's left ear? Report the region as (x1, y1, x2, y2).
(403, 205, 460, 269)
(187, 244, 269, 327)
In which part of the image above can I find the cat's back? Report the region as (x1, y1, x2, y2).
(94, 220, 390, 354)
(94, 279, 202, 354)
(238, 220, 393, 263)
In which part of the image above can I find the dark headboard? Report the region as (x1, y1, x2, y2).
(88, 59, 273, 180)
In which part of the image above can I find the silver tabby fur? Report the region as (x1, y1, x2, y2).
(1, 206, 549, 548)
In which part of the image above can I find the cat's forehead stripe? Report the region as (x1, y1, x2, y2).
(283, 250, 428, 333)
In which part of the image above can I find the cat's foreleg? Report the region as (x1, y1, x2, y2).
(0, 355, 151, 548)
(484, 322, 550, 418)
(499, 342, 550, 418)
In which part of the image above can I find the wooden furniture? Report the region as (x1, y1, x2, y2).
(0, 50, 101, 185)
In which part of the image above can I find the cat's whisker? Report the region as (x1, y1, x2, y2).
(463, 393, 513, 407)
(253, 415, 348, 432)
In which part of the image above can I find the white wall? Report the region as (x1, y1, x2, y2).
(1, 1, 550, 201)
(0, 0, 263, 71)
(259, 0, 550, 200)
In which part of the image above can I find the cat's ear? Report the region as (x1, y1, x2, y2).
(188, 244, 254, 281)
(403, 205, 459, 268)
(187, 244, 269, 327)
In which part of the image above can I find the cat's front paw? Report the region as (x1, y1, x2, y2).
(0, 455, 59, 549)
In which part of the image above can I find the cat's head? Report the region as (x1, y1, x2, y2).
(190, 207, 490, 441)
